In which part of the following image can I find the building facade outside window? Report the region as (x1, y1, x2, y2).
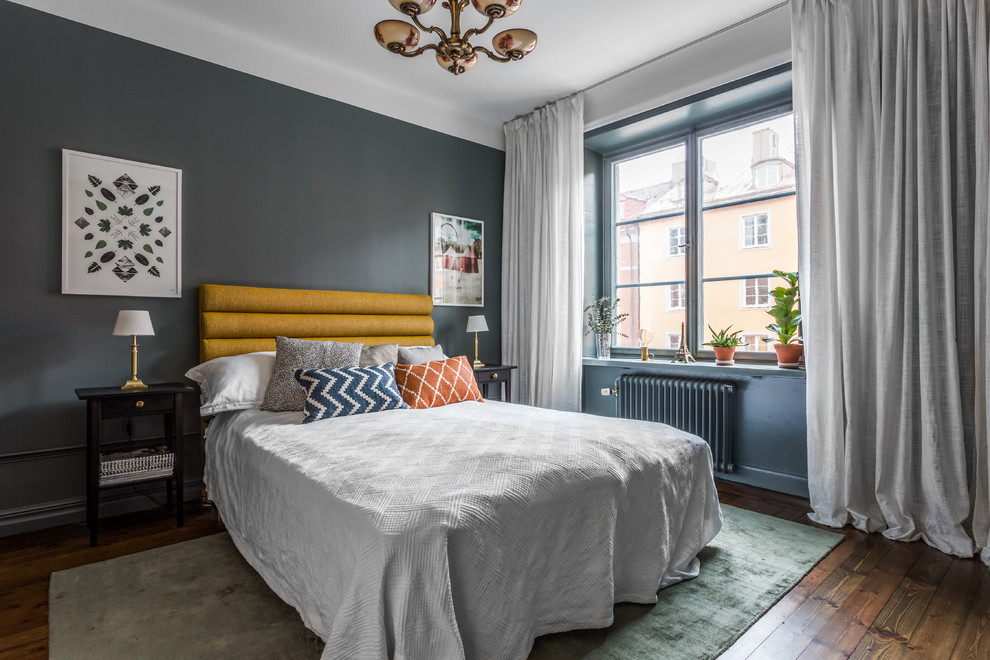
(607, 105, 798, 360)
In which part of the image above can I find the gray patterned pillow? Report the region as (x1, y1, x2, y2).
(396, 344, 447, 365)
(360, 343, 399, 367)
(260, 337, 362, 412)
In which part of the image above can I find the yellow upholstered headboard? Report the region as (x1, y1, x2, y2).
(199, 284, 435, 362)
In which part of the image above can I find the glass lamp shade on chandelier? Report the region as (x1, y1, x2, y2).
(374, 0, 537, 75)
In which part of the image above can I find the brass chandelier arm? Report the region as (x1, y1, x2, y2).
(462, 14, 496, 42)
(473, 45, 517, 63)
(408, 11, 449, 41)
(397, 42, 441, 58)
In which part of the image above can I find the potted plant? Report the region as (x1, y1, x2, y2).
(764, 270, 802, 368)
(704, 325, 743, 365)
(584, 296, 629, 360)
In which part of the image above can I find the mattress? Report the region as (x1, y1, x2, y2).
(205, 400, 722, 659)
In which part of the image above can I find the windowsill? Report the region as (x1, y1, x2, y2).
(583, 356, 807, 378)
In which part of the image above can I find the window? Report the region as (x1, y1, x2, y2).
(754, 164, 779, 188)
(741, 212, 771, 249)
(607, 106, 798, 359)
(742, 332, 773, 352)
(667, 226, 687, 256)
(741, 277, 771, 308)
(667, 283, 686, 311)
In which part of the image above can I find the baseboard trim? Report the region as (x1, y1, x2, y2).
(0, 480, 203, 538)
(718, 465, 809, 498)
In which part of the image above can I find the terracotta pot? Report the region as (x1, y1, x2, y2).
(773, 343, 803, 369)
(712, 346, 736, 366)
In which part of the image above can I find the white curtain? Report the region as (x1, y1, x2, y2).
(792, 0, 990, 565)
(502, 94, 585, 411)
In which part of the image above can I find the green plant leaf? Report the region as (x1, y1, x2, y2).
(156, 200, 164, 207)
(117, 239, 133, 250)
(156, 257, 163, 263)
(97, 220, 110, 233)
(95, 200, 107, 211)
(139, 223, 151, 237)
(95, 239, 107, 249)
(87, 262, 101, 273)
(117, 206, 134, 217)
(83, 251, 92, 258)
(149, 185, 161, 196)
(143, 244, 154, 254)
(87, 175, 102, 187)
(148, 266, 160, 277)
(85, 189, 94, 198)
(143, 208, 154, 216)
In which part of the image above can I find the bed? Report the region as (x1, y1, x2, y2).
(194, 284, 723, 660)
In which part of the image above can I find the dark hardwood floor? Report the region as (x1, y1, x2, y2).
(0, 484, 986, 659)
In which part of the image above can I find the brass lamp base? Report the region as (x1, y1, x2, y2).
(121, 335, 148, 390)
(472, 331, 484, 369)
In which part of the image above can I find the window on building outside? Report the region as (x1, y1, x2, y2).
(742, 332, 773, 352)
(609, 107, 798, 360)
(741, 212, 771, 249)
(754, 164, 780, 188)
(668, 226, 686, 256)
(742, 277, 771, 308)
(666, 333, 681, 350)
(667, 283, 686, 311)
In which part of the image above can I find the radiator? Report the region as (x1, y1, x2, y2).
(615, 374, 735, 473)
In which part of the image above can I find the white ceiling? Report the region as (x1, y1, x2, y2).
(11, 0, 786, 149)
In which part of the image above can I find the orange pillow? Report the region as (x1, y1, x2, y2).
(393, 356, 483, 409)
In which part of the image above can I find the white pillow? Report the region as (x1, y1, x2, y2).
(396, 344, 447, 365)
(184, 351, 276, 416)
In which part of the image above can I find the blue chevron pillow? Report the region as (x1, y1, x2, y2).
(294, 363, 408, 423)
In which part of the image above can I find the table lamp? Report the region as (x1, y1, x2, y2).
(112, 310, 155, 390)
(466, 315, 488, 369)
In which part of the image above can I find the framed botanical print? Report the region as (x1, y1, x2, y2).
(62, 149, 182, 297)
(431, 212, 483, 307)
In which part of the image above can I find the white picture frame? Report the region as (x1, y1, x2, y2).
(430, 212, 484, 307)
(62, 149, 182, 297)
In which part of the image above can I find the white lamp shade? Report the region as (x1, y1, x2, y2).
(466, 315, 488, 333)
(113, 310, 155, 336)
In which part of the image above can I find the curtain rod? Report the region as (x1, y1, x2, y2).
(579, 0, 791, 96)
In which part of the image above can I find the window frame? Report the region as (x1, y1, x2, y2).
(740, 276, 772, 309)
(667, 282, 686, 311)
(666, 226, 687, 257)
(739, 210, 772, 250)
(602, 100, 795, 363)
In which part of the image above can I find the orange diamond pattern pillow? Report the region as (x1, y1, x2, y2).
(393, 355, 483, 409)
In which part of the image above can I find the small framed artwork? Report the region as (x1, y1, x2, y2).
(62, 149, 182, 297)
(431, 212, 483, 307)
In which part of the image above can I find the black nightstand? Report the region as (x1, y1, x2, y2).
(473, 365, 517, 402)
(76, 383, 194, 546)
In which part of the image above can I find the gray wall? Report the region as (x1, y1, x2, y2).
(0, 2, 505, 535)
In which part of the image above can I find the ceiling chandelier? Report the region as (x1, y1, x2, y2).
(374, 0, 537, 75)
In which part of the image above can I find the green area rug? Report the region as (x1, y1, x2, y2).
(49, 505, 841, 659)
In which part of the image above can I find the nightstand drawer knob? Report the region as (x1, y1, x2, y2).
(135, 400, 145, 408)
(492, 373, 498, 379)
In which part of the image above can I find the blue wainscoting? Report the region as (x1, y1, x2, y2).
(583, 358, 809, 497)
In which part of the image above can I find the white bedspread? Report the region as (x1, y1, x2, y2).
(205, 400, 722, 660)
